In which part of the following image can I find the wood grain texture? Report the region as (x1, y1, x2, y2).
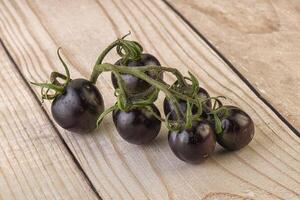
(0, 45, 98, 200)
(0, 0, 299, 199)
(167, 0, 300, 132)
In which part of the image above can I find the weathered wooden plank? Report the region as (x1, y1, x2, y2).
(0, 45, 98, 199)
(166, 0, 300, 132)
(0, 0, 299, 199)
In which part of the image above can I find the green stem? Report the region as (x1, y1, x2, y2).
(145, 106, 165, 122)
(57, 48, 70, 83)
(90, 40, 122, 84)
(91, 60, 188, 86)
(30, 82, 64, 93)
(50, 72, 67, 81)
(94, 40, 121, 67)
(91, 64, 196, 104)
(129, 65, 188, 87)
(130, 88, 159, 106)
(97, 104, 118, 127)
(112, 71, 130, 111)
(50, 72, 68, 87)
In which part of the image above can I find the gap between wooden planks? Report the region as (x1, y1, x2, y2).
(166, 0, 300, 135)
(0, 44, 99, 199)
(0, 0, 299, 199)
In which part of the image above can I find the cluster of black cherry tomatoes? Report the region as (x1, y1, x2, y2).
(32, 35, 254, 164)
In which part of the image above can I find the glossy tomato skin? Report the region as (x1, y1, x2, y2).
(51, 78, 104, 133)
(168, 120, 216, 164)
(217, 106, 254, 151)
(111, 53, 163, 94)
(113, 104, 161, 145)
(163, 87, 211, 120)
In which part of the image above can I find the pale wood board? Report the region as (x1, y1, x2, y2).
(0, 0, 299, 199)
(168, 0, 300, 131)
(0, 45, 98, 199)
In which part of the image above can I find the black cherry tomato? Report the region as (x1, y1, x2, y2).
(112, 104, 161, 145)
(51, 78, 104, 133)
(168, 120, 216, 163)
(217, 106, 254, 150)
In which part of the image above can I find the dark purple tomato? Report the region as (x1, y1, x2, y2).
(217, 106, 254, 151)
(111, 53, 163, 94)
(112, 104, 161, 145)
(168, 120, 216, 164)
(51, 78, 104, 133)
(163, 87, 211, 120)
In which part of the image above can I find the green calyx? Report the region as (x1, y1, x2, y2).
(207, 97, 229, 134)
(30, 48, 71, 102)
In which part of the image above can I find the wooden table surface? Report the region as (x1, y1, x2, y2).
(0, 0, 299, 199)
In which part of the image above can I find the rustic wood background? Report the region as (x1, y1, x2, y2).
(0, 0, 299, 199)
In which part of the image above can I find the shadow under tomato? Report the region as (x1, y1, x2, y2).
(141, 130, 168, 148)
(214, 144, 232, 155)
